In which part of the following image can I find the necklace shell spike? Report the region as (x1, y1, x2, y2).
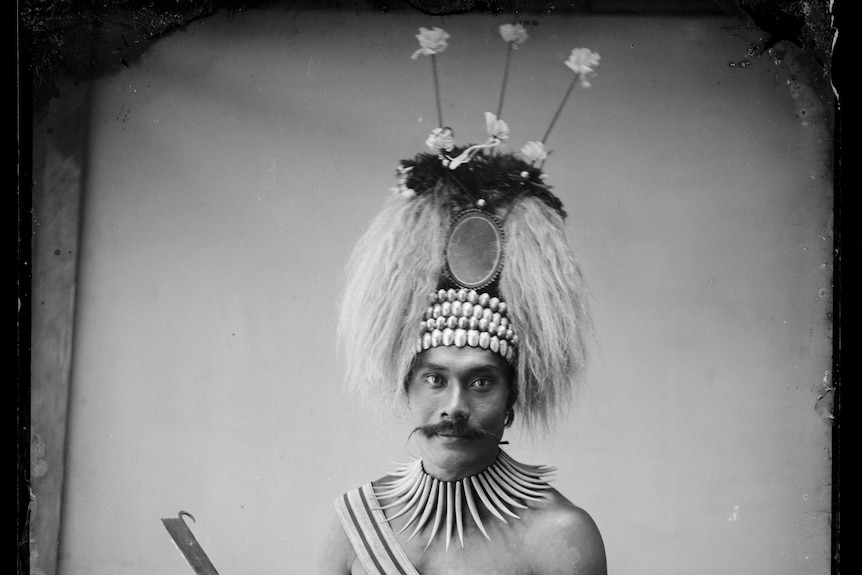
(444, 481, 454, 551)
(487, 464, 546, 501)
(462, 476, 490, 541)
(477, 473, 521, 519)
(372, 449, 554, 551)
(424, 481, 447, 550)
(470, 475, 509, 524)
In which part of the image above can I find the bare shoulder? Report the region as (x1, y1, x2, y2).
(317, 497, 355, 575)
(523, 488, 607, 575)
(319, 478, 395, 575)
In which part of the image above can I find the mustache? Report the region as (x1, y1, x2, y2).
(411, 420, 498, 441)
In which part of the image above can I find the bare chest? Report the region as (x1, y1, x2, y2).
(349, 522, 533, 575)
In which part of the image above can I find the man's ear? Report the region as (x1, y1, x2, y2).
(506, 375, 519, 411)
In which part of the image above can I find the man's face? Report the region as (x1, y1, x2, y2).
(407, 346, 512, 480)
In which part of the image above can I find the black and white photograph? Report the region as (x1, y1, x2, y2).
(20, 1, 842, 574)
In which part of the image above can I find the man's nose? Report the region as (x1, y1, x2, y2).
(441, 383, 470, 420)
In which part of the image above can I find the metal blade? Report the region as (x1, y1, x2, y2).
(161, 511, 220, 575)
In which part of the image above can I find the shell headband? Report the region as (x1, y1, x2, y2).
(338, 24, 599, 432)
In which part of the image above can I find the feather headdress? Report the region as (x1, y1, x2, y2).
(337, 25, 599, 433)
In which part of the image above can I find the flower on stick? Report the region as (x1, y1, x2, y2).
(494, 23, 528, 119)
(565, 48, 601, 87)
(484, 112, 509, 141)
(426, 127, 455, 153)
(412, 27, 450, 128)
(412, 27, 450, 59)
(499, 24, 528, 47)
(537, 47, 601, 149)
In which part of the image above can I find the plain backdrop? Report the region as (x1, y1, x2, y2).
(34, 7, 833, 575)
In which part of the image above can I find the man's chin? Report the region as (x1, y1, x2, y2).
(419, 440, 500, 479)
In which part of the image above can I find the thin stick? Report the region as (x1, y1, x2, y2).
(431, 54, 443, 127)
(496, 43, 513, 118)
(541, 74, 579, 145)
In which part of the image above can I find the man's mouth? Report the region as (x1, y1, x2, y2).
(434, 433, 474, 445)
(413, 421, 497, 442)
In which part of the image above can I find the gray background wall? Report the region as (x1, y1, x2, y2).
(30, 6, 833, 575)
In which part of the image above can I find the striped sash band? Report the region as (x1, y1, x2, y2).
(334, 483, 420, 575)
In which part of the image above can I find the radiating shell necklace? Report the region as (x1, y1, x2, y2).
(372, 449, 555, 551)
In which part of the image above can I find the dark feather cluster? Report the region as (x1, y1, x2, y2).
(399, 148, 567, 220)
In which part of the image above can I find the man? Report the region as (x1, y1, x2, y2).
(320, 25, 606, 574)
(320, 345, 606, 574)
(318, 149, 606, 574)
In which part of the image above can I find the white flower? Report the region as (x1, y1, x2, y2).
(391, 166, 416, 198)
(412, 27, 450, 59)
(390, 183, 416, 199)
(499, 24, 528, 47)
(565, 48, 600, 74)
(484, 112, 509, 141)
(397, 187, 416, 199)
(426, 127, 455, 152)
(565, 48, 600, 86)
(521, 141, 548, 163)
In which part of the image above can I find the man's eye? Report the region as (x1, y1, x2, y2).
(423, 374, 444, 386)
(471, 378, 493, 389)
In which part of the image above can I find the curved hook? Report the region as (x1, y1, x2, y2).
(178, 510, 196, 524)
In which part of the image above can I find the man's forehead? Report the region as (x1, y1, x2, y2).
(415, 346, 508, 371)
